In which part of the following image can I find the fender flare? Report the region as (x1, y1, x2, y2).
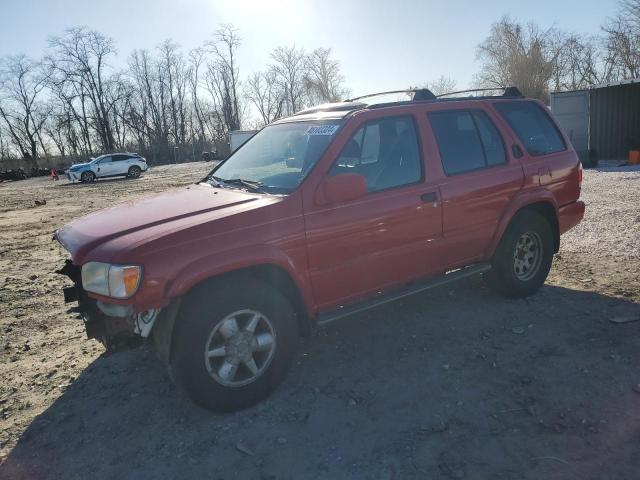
(165, 244, 314, 317)
(486, 188, 559, 258)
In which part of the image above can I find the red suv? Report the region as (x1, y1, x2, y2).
(56, 87, 585, 411)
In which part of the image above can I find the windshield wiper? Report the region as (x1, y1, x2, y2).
(209, 176, 265, 192)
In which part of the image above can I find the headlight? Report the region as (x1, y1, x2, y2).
(81, 262, 142, 299)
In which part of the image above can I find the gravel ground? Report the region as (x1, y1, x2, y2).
(0, 164, 639, 480)
(562, 165, 640, 258)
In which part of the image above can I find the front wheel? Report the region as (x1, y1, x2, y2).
(486, 211, 554, 298)
(171, 278, 298, 412)
(80, 171, 95, 183)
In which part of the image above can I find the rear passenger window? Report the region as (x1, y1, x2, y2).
(112, 154, 129, 162)
(473, 111, 506, 166)
(428, 110, 506, 175)
(330, 116, 422, 192)
(494, 101, 566, 156)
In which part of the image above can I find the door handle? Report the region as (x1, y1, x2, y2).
(420, 192, 438, 203)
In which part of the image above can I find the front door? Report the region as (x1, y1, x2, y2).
(303, 113, 444, 311)
(95, 156, 115, 177)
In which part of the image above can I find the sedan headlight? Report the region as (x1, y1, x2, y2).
(81, 262, 142, 299)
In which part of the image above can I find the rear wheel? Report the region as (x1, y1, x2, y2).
(487, 211, 554, 298)
(171, 278, 298, 412)
(127, 165, 141, 178)
(80, 171, 95, 183)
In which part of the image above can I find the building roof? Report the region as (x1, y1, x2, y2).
(552, 78, 640, 95)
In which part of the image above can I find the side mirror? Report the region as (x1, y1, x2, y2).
(316, 173, 367, 205)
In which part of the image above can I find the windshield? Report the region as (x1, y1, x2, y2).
(209, 121, 342, 194)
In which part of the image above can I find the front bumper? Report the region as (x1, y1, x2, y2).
(67, 171, 80, 182)
(57, 260, 149, 350)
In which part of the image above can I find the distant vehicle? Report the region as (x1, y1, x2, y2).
(66, 153, 148, 183)
(229, 130, 258, 153)
(201, 150, 219, 161)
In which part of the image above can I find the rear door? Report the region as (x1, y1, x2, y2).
(302, 110, 445, 311)
(425, 106, 523, 267)
(493, 100, 580, 207)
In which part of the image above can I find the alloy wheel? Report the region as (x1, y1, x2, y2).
(513, 231, 543, 281)
(204, 309, 277, 387)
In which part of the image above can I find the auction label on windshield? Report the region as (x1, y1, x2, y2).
(306, 125, 339, 136)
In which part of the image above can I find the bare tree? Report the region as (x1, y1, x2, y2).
(188, 47, 208, 142)
(553, 34, 607, 90)
(0, 55, 48, 160)
(270, 45, 307, 115)
(1, 22, 358, 165)
(304, 48, 349, 103)
(475, 17, 567, 101)
(128, 48, 172, 153)
(158, 40, 188, 145)
(0, 124, 12, 160)
(245, 69, 285, 126)
(424, 76, 457, 96)
(47, 27, 118, 152)
(204, 24, 242, 133)
(621, 0, 640, 28)
(602, 2, 640, 80)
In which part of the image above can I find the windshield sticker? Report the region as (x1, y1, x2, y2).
(306, 125, 339, 136)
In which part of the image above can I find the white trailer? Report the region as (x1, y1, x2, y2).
(229, 130, 258, 153)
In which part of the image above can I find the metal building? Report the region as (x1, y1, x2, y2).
(550, 78, 640, 164)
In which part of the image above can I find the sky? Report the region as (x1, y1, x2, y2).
(0, 0, 619, 96)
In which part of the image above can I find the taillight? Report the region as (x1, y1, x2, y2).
(578, 161, 583, 185)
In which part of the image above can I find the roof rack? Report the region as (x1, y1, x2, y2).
(291, 86, 524, 117)
(294, 101, 367, 116)
(346, 88, 436, 103)
(436, 86, 523, 98)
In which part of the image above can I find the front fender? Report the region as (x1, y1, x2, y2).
(165, 244, 314, 313)
(485, 188, 558, 258)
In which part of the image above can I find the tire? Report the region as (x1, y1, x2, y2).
(80, 171, 95, 183)
(486, 211, 554, 298)
(171, 278, 298, 412)
(127, 166, 141, 178)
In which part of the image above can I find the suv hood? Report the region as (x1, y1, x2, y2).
(56, 184, 271, 263)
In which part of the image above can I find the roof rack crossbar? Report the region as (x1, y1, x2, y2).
(436, 86, 522, 98)
(346, 88, 436, 102)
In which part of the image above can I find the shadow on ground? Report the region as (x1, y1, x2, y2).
(2, 279, 640, 480)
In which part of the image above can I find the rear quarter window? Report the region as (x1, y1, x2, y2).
(494, 101, 566, 156)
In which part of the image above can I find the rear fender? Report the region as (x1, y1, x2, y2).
(486, 189, 559, 258)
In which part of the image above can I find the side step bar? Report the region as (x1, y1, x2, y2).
(315, 263, 492, 327)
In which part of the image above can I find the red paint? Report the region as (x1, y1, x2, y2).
(56, 98, 584, 317)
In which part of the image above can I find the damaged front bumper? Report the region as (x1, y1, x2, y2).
(57, 259, 160, 350)
(66, 171, 81, 182)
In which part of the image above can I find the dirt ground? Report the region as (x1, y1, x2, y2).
(1, 163, 639, 480)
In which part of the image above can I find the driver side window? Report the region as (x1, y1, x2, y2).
(329, 116, 422, 192)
